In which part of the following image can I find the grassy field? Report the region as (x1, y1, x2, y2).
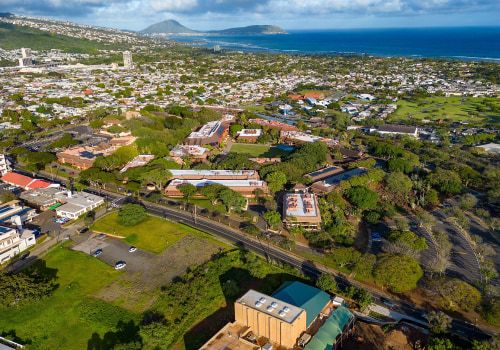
(391, 96, 500, 124)
(0, 244, 135, 350)
(91, 213, 189, 254)
(242, 105, 266, 113)
(191, 198, 228, 214)
(229, 144, 290, 157)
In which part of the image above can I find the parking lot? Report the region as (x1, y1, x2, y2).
(72, 232, 155, 272)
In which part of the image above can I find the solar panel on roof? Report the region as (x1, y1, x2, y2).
(0, 226, 13, 234)
(0, 206, 13, 214)
(216, 126, 226, 136)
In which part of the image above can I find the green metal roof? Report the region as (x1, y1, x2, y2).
(303, 306, 354, 350)
(272, 281, 331, 327)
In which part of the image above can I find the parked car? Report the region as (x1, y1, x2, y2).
(114, 261, 126, 270)
(128, 246, 137, 253)
(371, 233, 381, 242)
(97, 234, 106, 239)
(380, 298, 395, 308)
(20, 252, 30, 260)
(443, 202, 452, 207)
(69, 172, 75, 176)
(79, 228, 89, 234)
(92, 249, 102, 257)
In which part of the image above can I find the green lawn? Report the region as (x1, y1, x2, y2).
(391, 96, 500, 124)
(242, 105, 266, 113)
(91, 213, 188, 254)
(0, 244, 135, 350)
(190, 198, 228, 214)
(229, 144, 290, 157)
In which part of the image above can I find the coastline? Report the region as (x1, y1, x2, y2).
(169, 26, 500, 62)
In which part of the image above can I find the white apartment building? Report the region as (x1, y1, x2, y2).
(0, 226, 35, 264)
(0, 154, 10, 176)
(123, 51, 133, 69)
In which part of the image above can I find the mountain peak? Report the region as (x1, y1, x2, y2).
(140, 19, 198, 35)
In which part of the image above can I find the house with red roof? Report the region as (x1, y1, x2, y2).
(0, 172, 59, 191)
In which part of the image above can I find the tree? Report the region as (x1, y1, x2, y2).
(142, 169, 172, 191)
(199, 184, 225, 205)
(117, 204, 148, 226)
(428, 277, 481, 311)
(264, 210, 281, 229)
(373, 254, 423, 293)
(229, 123, 244, 137)
(113, 146, 139, 166)
(177, 184, 197, 203)
(385, 172, 412, 200)
(354, 288, 372, 308)
(427, 311, 452, 334)
(427, 168, 462, 194)
(388, 158, 413, 173)
(0, 190, 17, 204)
(388, 230, 428, 251)
(217, 188, 246, 213)
(459, 167, 481, 187)
(416, 209, 438, 227)
(243, 225, 260, 236)
(0, 271, 54, 307)
(316, 273, 336, 292)
(424, 189, 440, 206)
(345, 186, 379, 210)
(459, 193, 478, 210)
(265, 171, 287, 192)
(395, 218, 410, 231)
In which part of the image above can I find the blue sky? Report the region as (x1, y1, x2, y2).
(3, 0, 500, 31)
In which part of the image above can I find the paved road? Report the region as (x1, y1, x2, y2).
(467, 213, 500, 290)
(83, 187, 494, 341)
(431, 208, 483, 284)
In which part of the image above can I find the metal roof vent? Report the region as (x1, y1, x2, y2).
(278, 311, 286, 317)
(271, 302, 278, 308)
(255, 301, 262, 307)
(267, 306, 273, 312)
(259, 297, 266, 303)
(283, 306, 290, 313)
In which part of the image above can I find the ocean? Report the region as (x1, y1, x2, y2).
(170, 27, 500, 62)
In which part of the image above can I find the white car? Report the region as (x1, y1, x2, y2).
(114, 261, 126, 270)
(128, 246, 137, 253)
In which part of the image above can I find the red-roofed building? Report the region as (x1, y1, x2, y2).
(1, 172, 32, 188)
(83, 90, 94, 95)
(287, 94, 304, 100)
(304, 93, 325, 100)
(1, 172, 59, 190)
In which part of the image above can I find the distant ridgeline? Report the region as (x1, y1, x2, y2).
(140, 19, 288, 36)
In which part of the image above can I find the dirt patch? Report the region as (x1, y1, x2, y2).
(94, 234, 223, 312)
(344, 322, 429, 350)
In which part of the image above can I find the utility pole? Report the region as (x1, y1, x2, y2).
(194, 204, 197, 225)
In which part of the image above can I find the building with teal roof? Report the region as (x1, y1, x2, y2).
(272, 281, 332, 328)
(304, 306, 354, 350)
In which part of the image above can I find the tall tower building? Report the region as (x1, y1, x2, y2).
(21, 48, 31, 58)
(19, 48, 33, 67)
(123, 51, 133, 69)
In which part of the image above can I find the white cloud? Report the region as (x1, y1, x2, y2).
(147, 0, 198, 12)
